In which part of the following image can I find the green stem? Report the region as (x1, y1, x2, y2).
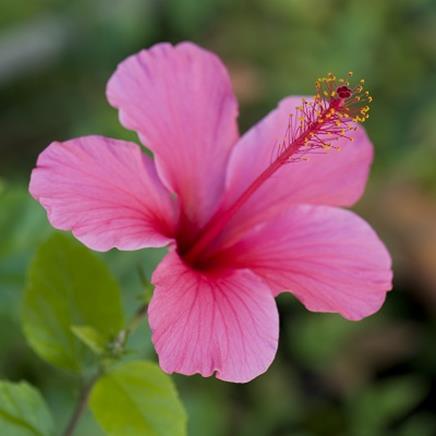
(63, 373, 100, 436)
(112, 303, 148, 354)
(63, 303, 148, 435)
(126, 303, 148, 334)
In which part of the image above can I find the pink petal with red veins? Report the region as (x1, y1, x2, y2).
(29, 136, 177, 251)
(220, 205, 392, 321)
(222, 96, 373, 241)
(107, 42, 239, 228)
(148, 251, 279, 383)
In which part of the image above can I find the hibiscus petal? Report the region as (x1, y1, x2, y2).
(29, 136, 177, 251)
(148, 251, 279, 383)
(220, 205, 392, 321)
(107, 42, 239, 227)
(223, 97, 373, 238)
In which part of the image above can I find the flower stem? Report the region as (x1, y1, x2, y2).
(63, 303, 149, 435)
(63, 373, 100, 436)
(127, 303, 148, 334)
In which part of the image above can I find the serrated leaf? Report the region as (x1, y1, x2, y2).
(22, 233, 124, 372)
(0, 380, 54, 436)
(90, 361, 187, 436)
(71, 325, 106, 355)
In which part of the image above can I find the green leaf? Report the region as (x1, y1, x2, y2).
(21, 233, 124, 372)
(89, 361, 187, 436)
(0, 380, 54, 436)
(71, 325, 106, 355)
(0, 188, 51, 259)
(0, 187, 52, 319)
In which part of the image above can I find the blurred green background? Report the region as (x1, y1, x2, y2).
(1, 0, 435, 435)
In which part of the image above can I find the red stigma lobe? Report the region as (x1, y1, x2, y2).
(336, 85, 353, 99)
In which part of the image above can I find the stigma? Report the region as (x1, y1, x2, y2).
(317, 71, 372, 122)
(274, 72, 373, 163)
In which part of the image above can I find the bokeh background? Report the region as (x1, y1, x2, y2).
(1, 0, 436, 435)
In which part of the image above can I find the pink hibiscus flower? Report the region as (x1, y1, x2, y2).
(29, 42, 392, 383)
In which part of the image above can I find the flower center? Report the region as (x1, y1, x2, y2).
(182, 72, 372, 267)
